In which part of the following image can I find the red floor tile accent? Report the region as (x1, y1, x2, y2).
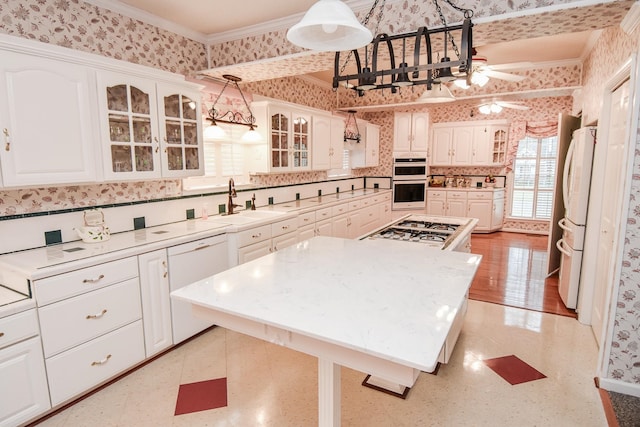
(175, 378, 227, 415)
(484, 355, 546, 385)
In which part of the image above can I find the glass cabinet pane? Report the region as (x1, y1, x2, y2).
(183, 122, 197, 145)
(271, 151, 280, 168)
(106, 85, 128, 111)
(164, 94, 181, 118)
(165, 121, 182, 143)
(185, 147, 199, 170)
(111, 145, 133, 172)
(182, 96, 196, 120)
(130, 86, 150, 115)
(167, 147, 184, 170)
(135, 146, 154, 171)
(109, 114, 130, 142)
(133, 118, 151, 143)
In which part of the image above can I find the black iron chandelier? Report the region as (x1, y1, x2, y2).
(331, 0, 474, 97)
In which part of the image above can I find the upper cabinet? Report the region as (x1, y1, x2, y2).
(250, 101, 311, 173)
(351, 121, 379, 168)
(312, 113, 344, 171)
(97, 71, 203, 181)
(431, 121, 509, 166)
(0, 50, 98, 187)
(393, 112, 429, 154)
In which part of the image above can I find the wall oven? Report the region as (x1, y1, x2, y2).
(392, 157, 427, 210)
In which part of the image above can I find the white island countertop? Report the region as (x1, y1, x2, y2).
(172, 235, 481, 373)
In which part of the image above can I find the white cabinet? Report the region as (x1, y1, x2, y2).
(235, 217, 299, 265)
(312, 114, 344, 170)
(467, 191, 493, 232)
(0, 310, 50, 427)
(427, 190, 447, 216)
(491, 189, 505, 230)
(97, 71, 204, 180)
(33, 257, 145, 406)
(352, 122, 379, 168)
(426, 190, 467, 217)
(138, 249, 173, 357)
(393, 112, 429, 153)
(431, 121, 509, 166)
(428, 189, 504, 232)
(251, 101, 311, 173)
(0, 50, 98, 187)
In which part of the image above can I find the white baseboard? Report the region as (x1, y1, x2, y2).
(499, 227, 549, 235)
(599, 377, 640, 397)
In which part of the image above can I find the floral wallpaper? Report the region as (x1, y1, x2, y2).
(0, 0, 207, 75)
(581, 25, 640, 386)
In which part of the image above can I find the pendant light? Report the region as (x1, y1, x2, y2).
(287, 0, 373, 52)
(417, 83, 455, 103)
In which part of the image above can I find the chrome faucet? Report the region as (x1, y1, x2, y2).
(227, 178, 241, 215)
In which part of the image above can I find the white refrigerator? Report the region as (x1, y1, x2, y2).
(556, 127, 596, 309)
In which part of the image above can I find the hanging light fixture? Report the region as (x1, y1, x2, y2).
(286, 0, 373, 51)
(204, 74, 262, 143)
(417, 83, 456, 103)
(343, 110, 361, 143)
(333, 0, 474, 96)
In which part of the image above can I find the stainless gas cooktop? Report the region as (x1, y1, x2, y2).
(365, 215, 470, 249)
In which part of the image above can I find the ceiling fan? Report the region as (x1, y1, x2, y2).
(455, 48, 531, 88)
(477, 100, 529, 114)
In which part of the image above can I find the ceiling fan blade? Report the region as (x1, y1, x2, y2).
(480, 69, 525, 82)
(484, 61, 534, 71)
(496, 101, 529, 110)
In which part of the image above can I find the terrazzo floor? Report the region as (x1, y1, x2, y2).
(33, 300, 606, 426)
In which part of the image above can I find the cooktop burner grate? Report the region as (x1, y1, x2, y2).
(395, 220, 459, 232)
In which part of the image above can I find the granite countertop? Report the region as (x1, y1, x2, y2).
(172, 236, 482, 372)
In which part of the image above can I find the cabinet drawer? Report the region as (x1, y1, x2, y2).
(467, 191, 492, 200)
(332, 203, 349, 216)
(348, 200, 363, 210)
(297, 211, 315, 227)
(427, 190, 446, 200)
(447, 191, 467, 200)
(315, 207, 332, 221)
(493, 189, 505, 200)
(0, 309, 39, 350)
(35, 257, 138, 306)
(46, 320, 145, 406)
(271, 217, 298, 238)
(39, 278, 141, 358)
(237, 224, 272, 247)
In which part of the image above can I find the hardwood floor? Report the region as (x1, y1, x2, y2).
(469, 231, 577, 317)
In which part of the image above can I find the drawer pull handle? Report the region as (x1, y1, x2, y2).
(91, 354, 112, 366)
(0, 332, 4, 338)
(194, 244, 211, 251)
(252, 233, 262, 238)
(3, 128, 9, 151)
(303, 218, 310, 222)
(162, 260, 168, 278)
(83, 274, 105, 284)
(86, 309, 108, 319)
(281, 225, 289, 230)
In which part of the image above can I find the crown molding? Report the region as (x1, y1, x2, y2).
(82, 0, 208, 44)
(621, 1, 640, 35)
(296, 74, 334, 90)
(580, 29, 604, 61)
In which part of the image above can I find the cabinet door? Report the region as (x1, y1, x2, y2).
(451, 127, 473, 165)
(316, 218, 332, 237)
(311, 114, 331, 170)
(97, 72, 160, 180)
(330, 116, 345, 169)
(411, 113, 429, 152)
(272, 232, 297, 251)
(138, 250, 173, 357)
(297, 224, 316, 242)
(472, 126, 492, 165)
(238, 240, 272, 264)
(492, 193, 505, 230)
(431, 127, 453, 165)
(393, 112, 412, 152)
(365, 123, 380, 166)
(332, 214, 349, 238)
(447, 193, 468, 217)
(491, 126, 508, 165)
(0, 51, 97, 186)
(467, 199, 491, 231)
(0, 337, 50, 427)
(427, 198, 446, 216)
(269, 107, 290, 171)
(291, 111, 311, 170)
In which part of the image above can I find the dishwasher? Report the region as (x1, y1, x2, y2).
(167, 233, 228, 344)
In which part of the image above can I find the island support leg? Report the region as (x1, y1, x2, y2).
(318, 358, 341, 427)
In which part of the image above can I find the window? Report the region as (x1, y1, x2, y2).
(510, 135, 557, 219)
(327, 149, 352, 177)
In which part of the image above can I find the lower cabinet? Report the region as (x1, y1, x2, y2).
(235, 217, 299, 265)
(427, 189, 504, 232)
(138, 250, 173, 357)
(427, 190, 467, 217)
(0, 311, 50, 427)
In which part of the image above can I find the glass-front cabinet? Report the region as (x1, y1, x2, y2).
(491, 126, 508, 165)
(97, 72, 203, 180)
(250, 101, 311, 173)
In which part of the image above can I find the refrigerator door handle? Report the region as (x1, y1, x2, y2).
(562, 137, 577, 211)
(558, 217, 570, 232)
(556, 238, 571, 257)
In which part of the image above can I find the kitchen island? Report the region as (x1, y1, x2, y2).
(171, 236, 481, 427)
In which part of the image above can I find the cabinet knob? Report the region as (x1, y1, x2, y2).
(252, 232, 262, 239)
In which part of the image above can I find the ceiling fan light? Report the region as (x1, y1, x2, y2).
(286, 0, 373, 52)
(478, 104, 491, 115)
(418, 84, 455, 103)
(490, 103, 503, 113)
(204, 123, 227, 140)
(453, 78, 470, 89)
(471, 72, 490, 87)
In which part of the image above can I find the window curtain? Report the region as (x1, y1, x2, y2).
(505, 120, 558, 171)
